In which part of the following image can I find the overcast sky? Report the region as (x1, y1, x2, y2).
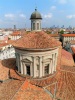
(0, 0, 75, 28)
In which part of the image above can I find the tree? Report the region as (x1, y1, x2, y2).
(59, 30, 64, 34)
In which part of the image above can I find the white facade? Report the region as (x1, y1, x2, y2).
(0, 34, 4, 40)
(2, 31, 13, 35)
(0, 45, 15, 60)
(62, 36, 75, 47)
(15, 48, 59, 78)
(9, 35, 21, 40)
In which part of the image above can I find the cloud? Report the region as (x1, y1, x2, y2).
(43, 13, 53, 19)
(59, 0, 67, 4)
(4, 14, 15, 20)
(67, 14, 75, 19)
(51, 6, 56, 10)
(55, 0, 67, 4)
(19, 14, 26, 19)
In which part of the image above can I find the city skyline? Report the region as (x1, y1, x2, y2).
(0, 0, 75, 28)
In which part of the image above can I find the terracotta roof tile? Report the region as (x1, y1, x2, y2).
(0, 58, 25, 81)
(0, 80, 23, 100)
(62, 33, 75, 37)
(61, 65, 75, 72)
(13, 31, 61, 49)
(71, 47, 75, 53)
(12, 80, 52, 100)
(61, 49, 74, 66)
(49, 34, 59, 37)
(10, 31, 21, 36)
(30, 75, 57, 87)
(0, 43, 9, 48)
(7, 40, 16, 45)
(56, 71, 75, 100)
(0, 58, 15, 80)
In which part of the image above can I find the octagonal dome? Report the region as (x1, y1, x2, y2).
(30, 8, 42, 19)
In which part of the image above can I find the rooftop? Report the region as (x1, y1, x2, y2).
(56, 71, 75, 100)
(0, 43, 9, 48)
(49, 34, 59, 37)
(13, 31, 61, 50)
(0, 58, 25, 81)
(0, 52, 75, 100)
(10, 31, 21, 36)
(62, 33, 75, 37)
(12, 80, 52, 100)
(61, 49, 74, 66)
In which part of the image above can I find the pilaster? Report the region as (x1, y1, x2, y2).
(39, 56, 43, 78)
(20, 55, 23, 74)
(49, 60, 52, 74)
(33, 57, 36, 78)
(30, 63, 33, 76)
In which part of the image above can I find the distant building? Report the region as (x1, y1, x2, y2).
(61, 34, 75, 47)
(14, 25, 16, 30)
(9, 31, 21, 40)
(0, 42, 15, 60)
(49, 34, 60, 41)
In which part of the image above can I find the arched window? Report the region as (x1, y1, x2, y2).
(37, 23, 39, 30)
(33, 23, 35, 30)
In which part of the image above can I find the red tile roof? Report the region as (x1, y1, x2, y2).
(7, 40, 16, 45)
(10, 31, 21, 36)
(0, 58, 16, 80)
(12, 80, 52, 100)
(61, 49, 74, 66)
(62, 33, 75, 37)
(61, 65, 75, 73)
(13, 31, 61, 49)
(71, 47, 75, 53)
(56, 71, 75, 100)
(0, 57, 75, 100)
(49, 34, 59, 37)
(0, 43, 9, 48)
(0, 58, 25, 81)
(30, 74, 57, 87)
(0, 80, 24, 100)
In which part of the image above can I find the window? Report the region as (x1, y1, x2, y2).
(26, 65, 30, 75)
(44, 64, 49, 75)
(37, 23, 39, 30)
(33, 23, 35, 30)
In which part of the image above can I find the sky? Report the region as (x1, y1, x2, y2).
(0, 0, 75, 28)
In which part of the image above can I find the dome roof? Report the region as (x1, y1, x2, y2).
(13, 31, 61, 50)
(30, 9, 42, 19)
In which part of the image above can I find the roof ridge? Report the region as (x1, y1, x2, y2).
(11, 80, 25, 100)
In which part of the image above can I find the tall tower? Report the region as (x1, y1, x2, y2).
(30, 8, 42, 31)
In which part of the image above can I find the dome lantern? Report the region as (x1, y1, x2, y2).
(30, 8, 42, 31)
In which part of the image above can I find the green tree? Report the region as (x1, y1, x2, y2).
(59, 30, 64, 34)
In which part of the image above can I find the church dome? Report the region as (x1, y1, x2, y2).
(13, 31, 61, 51)
(30, 8, 42, 19)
